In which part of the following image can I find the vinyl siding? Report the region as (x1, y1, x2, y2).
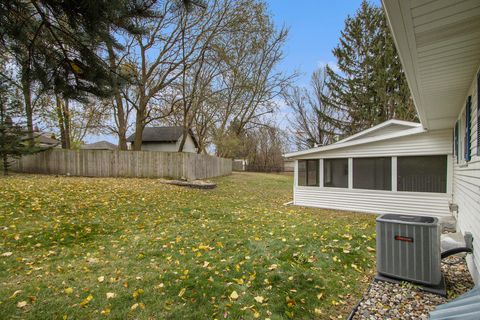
(453, 66, 480, 283)
(294, 187, 451, 217)
(299, 129, 452, 159)
(293, 129, 453, 217)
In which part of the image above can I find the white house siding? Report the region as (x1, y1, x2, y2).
(453, 66, 480, 283)
(298, 129, 452, 159)
(140, 134, 197, 153)
(294, 187, 451, 217)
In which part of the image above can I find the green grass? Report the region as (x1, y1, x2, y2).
(0, 172, 376, 319)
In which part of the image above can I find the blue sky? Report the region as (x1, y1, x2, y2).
(267, 0, 378, 86)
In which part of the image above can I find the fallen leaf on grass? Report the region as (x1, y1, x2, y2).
(106, 292, 116, 299)
(1, 252, 13, 257)
(9, 290, 22, 299)
(268, 264, 278, 271)
(230, 291, 239, 300)
(254, 296, 264, 303)
(131, 302, 145, 310)
(64, 287, 73, 294)
(178, 288, 186, 297)
(97, 276, 105, 283)
(79, 294, 93, 307)
(17, 301, 27, 308)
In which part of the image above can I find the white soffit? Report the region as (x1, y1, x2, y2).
(382, 0, 480, 130)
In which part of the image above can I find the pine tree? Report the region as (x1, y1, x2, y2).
(0, 79, 40, 175)
(0, 1, 158, 100)
(321, 0, 416, 136)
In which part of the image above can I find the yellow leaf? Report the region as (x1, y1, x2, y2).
(133, 289, 144, 299)
(106, 292, 116, 299)
(101, 308, 110, 315)
(64, 287, 74, 294)
(254, 296, 264, 303)
(9, 290, 22, 299)
(17, 301, 27, 308)
(268, 264, 278, 271)
(131, 303, 139, 310)
(178, 288, 186, 297)
(230, 291, 239, 300)
(367, 246, 376, 252)
(98, 276, 105, 283)
(79, 294, 93, 307)
(1, 252, 13, 257)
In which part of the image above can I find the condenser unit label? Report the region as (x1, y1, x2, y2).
(394, 235, 414, 243)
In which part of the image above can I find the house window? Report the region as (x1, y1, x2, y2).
(397, 156, 447, 193)
(353, 157, 392, 190)
(298, 160, 319, 186)
(324, 158, 348, 188)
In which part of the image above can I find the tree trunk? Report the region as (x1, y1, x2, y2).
(177, 127, 189, 152)
(133, 109, 144, 151)
(55, 96, 71, 149)
(107, 42, 128, 150)
(21, 65, 34, 147)
(2, 154, 8, 176)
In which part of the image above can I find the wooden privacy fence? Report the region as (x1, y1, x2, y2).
(12, 149, 232, 180)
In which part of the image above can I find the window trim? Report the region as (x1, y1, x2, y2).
(352, 157, 392, 191)
(297, 159, 319, 187)
(323, 158, 349, 188)
(397, 155, 448, 194)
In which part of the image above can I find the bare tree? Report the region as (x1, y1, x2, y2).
(283, 67, 346, 150)
(125, 0, 232, 150)
(211, 4, 294, 157)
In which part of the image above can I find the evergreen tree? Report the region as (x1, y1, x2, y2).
(321, 0, 416, 136)
(0, 0, 158, 100)
(0, 79, 40, 175)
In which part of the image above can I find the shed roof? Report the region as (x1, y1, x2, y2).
(126, 126, 199, 148)
(81, 141, 117, 150)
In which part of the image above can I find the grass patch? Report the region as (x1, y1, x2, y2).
(0, 172, 376, 319)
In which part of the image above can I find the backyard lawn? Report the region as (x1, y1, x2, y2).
(0, 173, 376, 319)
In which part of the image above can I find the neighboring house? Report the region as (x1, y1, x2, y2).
(81, 141, 117, 150)
(33, 132, 60, 148)
(286, 0, 480, 283)
(126, 126, 199, 153)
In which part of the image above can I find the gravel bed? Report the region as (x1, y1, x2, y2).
(351, 256, 474, 320)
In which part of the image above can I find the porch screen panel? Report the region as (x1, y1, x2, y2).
(298, 160, 318, 186)
(298, 160, 307, 186)
(353, 157, 391, 190)
(397, 156, 447, 193)
(324, 158, 348, 188)
(306, 160, 319, 186)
